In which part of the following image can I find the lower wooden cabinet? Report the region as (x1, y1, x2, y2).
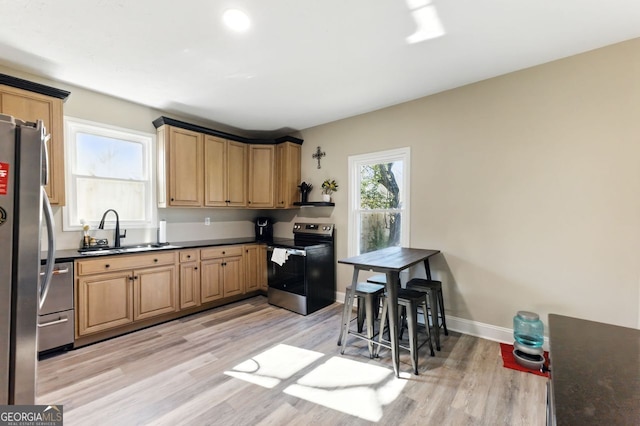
(201, 246, 244, 301)
(134, 265, 178, 321)
(259, 245, 268, 291)
(179, 250, 201, 309)
(75, 252, 177, 338)
(244, 244, 267, 292)
(77, 271, 134, 336)
(75, 244, 267, 345)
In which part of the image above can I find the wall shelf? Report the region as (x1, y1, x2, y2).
(293, 201, 335, 207)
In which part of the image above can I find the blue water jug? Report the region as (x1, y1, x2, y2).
(513, 311, 544, 348)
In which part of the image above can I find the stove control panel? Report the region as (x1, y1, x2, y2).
(293, 222, 334, 236)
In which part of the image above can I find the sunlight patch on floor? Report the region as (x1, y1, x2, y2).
(284, 357, 409, 422)
(224, 344, 324, 388)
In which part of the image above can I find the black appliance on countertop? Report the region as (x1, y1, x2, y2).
(267, 223, 335, 315)
(255, 217, 273, 242)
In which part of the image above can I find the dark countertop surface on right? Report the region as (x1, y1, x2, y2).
(549, 314, 640, 425)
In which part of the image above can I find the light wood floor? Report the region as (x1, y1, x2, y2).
(37, 296, 546, 425)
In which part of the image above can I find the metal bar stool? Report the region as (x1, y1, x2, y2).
(338, 282, 385, 357)
(376, 288, 435, 374)
(405, 278, 448, 351)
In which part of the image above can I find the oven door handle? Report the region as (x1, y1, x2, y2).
(267, 247, 306, 257)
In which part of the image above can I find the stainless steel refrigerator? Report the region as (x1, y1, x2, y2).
(0, 113, 55, 405)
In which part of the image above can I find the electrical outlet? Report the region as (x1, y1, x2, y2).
(204, 217, 210, 226)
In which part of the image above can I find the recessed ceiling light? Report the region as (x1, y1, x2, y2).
(223, 9, 251, 32)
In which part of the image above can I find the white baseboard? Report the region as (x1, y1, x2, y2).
(335, 291, 549, 351)
(442, 315, 549, 351)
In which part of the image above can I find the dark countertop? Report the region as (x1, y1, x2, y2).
(549, 314, 640, 425)
(46, 237, 267, 263)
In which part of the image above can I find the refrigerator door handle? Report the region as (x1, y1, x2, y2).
(41, 132, 50, 186)
(39, 187, 56, 310)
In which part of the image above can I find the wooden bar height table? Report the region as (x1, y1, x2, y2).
(338, 247, 440, 377)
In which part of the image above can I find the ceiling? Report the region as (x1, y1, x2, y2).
(1, 1, 639, 136)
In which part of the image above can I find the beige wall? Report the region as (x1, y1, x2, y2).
(4, 38, 639, 333)
(287, 38, 640, 331)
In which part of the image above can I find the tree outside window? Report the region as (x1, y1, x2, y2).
(349, 148, 410, 256)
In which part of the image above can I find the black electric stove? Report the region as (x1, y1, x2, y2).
(266, 223, 335, 315)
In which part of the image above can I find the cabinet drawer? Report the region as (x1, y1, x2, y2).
(179, 249, 199, 263)
(76, 251, 176, 275)
(201, 246, 243, 260)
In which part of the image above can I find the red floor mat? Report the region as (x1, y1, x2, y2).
(500, 343, 549, 378)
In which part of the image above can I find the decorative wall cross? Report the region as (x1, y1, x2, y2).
(312, 146, 325, 169)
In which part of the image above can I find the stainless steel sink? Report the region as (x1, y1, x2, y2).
(78, 243, 180, 255)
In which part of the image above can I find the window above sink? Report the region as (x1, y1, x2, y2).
(62, 117, 157, 232)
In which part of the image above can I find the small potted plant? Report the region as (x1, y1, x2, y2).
(321, 179, 338, 202)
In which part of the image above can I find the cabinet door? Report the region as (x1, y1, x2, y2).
(134, 265, 178, 321)
(223, 255, 244, 297)
(204, 135, 227, 207)
(168, 126, 203, 206)
(200, 258, 224, 303)
(248, 145, 275, 208)
(244, 245, 260, 292)
(276, 142, 301, 208)
(226, 141, 247, 207)
(0, 86, 65, 205)
(259, 245, 268, 290)
(179, 261, 201, 309)
(76, 271, 133, 336)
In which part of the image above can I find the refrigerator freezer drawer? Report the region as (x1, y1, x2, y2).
(39, 262, 73, 315)
(38, 310, 74, 353)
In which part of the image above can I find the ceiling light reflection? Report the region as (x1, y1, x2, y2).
(406, 0, 445, 44)
(223, 9, 251, 32)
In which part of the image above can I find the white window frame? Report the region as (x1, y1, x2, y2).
(62, 116, 156, 231)
(348, 147, 411, 256)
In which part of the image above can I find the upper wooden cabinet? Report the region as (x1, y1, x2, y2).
(248, 145, 275, 208)
(153, 116, 302, 210)
(158, 125, 203, 207)
(0, 83, 68, 205)
(204, 135, 247, 207)
(275, 142, 301, 208)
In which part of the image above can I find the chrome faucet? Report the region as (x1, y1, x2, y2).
(98, 209, 126, 248)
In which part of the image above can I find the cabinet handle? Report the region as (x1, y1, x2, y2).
(187, 255, 191, 259)
(129, 276, 134, 281)
(222, 251, 226, 255)
(105, 264, 110, 268)
(194, 267, 198, 270)
(134, 276, 138, 280)
(248, 200, 251, 204)
(170, 197, 174, 201)
(154, 258, 158, 263)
